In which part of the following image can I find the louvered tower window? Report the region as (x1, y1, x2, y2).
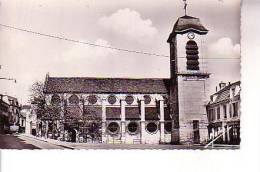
(186, 40, 199, 70)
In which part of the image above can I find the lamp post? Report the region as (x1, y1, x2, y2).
(0, 65, 17, 83)
(0, 77, 16, 83)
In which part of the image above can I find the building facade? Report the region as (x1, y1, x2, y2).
(19, 106, 26, 133)
(206, 81, 241, 145)
(0, 98, 9, 134)
(0, 94, 21, 133)
(42, 14, 210, 145)
(21, 105, 38, 135)
(6, 96, 21, 127)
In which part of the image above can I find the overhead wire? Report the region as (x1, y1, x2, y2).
(0, 23, 241, 60)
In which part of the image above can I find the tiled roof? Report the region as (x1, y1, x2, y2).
(209, 81, 241, 105)
(175, 16, 208, 33)
(215, 89, 230, 103)
(44, 77, 170, 94)
(168, 15, 208, 43)
(214, 81, 240, 95)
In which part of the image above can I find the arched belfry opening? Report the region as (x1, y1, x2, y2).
(186, 40, 199, 71)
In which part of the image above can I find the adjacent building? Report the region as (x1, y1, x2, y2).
(42, 14, 210, 145)
(0, 97, 9, 134)
(19, 106, 26, 133)
(0, 94, 21, 133)
(6, 96, 21, 127)
(21, 105, 38, 135)
(206, 81, 241, 145)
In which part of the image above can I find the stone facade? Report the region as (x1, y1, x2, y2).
(21, 105, 38, 136)
(41, 15, 211, 145)
(43, 93, 170, 144)
(167, 15, 210, 144)
(178, 77, 209, 144)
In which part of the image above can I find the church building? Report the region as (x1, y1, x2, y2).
(42, 13, 210, 145)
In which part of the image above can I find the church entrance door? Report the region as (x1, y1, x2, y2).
(69, 128, 77, 142)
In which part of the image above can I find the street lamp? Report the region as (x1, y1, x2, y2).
(0, 77, 17, 83)
(0, 65, 17, 83)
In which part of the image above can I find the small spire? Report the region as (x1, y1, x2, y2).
(183, 0, 187, 16)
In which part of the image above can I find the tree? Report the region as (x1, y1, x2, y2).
(28, 82, 102, 142)
(28, 81, 45, 119)
(29, 81, 62, 139)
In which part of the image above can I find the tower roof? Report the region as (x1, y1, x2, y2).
(167, 15, 208, 43)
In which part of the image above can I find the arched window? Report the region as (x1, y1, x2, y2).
(107, 122, 120, 135)
(51, 94, 61, 105)
(68, 94, 79, 105)
(186, 40, 199, 70)
(127, 122, 139, 135)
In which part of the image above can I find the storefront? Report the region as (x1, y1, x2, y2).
(227, 121, 240, 145)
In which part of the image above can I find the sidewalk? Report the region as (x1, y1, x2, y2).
(18, 134, 175, 149)
(18, 134, 75, 149)
(18, 134, 239, 150)
(17, 134, 202, 149)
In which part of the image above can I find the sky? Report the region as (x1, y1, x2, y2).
(0, 0, 241, 104)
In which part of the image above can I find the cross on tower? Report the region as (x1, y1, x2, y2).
(183, 0, 187, 16)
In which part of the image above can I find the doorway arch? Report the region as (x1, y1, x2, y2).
(69, 128, 77, 142)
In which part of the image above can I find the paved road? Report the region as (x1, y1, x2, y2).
(0, 134, 240, 150)
(0, 134, 39, 149)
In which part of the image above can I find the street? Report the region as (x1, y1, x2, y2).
(0, 134, 39, 149)
(0, 134, 239, 150)
(0, 134, 68, 149)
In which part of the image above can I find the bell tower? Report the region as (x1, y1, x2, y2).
(167, 12, 210, 144)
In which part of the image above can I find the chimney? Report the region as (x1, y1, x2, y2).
(219, 81, 226, 90)
(216, 86, 218, 92)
